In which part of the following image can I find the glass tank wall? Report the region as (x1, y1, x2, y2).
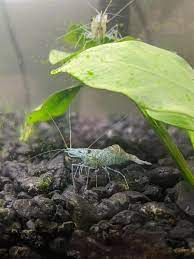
(1, 0, 194, 115)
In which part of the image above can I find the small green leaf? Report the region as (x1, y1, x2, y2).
(49, 49, 72, 65)
(63, 24, 86, 46)
(20, 85, 82, 140)
(61, 23, 116, 51)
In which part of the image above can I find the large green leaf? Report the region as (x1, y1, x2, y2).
(52, 41, 194, 132)
(20, 85, 82, 140)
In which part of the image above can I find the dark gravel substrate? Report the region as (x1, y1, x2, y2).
(0, 112, 194, 259)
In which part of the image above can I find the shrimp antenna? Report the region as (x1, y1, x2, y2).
(27, 149, 66, 161)
(108, 0, 136, 23)
(87, 0, 100, 14)
(46, 109, 69, 149)
(106, 12, 125, 18)
(103, 0, 112, 15)
(56, 23, 91, 41)
(88, 114, 128, 148)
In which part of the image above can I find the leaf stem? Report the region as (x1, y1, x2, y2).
(139, 107, 194, 185)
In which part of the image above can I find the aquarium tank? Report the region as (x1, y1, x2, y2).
(1, 0, 194, 258)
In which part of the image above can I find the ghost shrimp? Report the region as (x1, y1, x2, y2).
(66, 144, 151, 190)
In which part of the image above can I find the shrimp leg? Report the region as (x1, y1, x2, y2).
(105, 166, 129, 189)
(71, 163, 83, 191)
(95, 169, 99, 187)
(103, 166, 111, 183)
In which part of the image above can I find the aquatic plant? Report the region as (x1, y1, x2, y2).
(20, 16, 194, 186)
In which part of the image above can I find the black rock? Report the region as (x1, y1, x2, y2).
(124, 166, 150, 192)
(140, 202, 177, 224)
(21, 230, 44, 248)
(17, 192, 32, 199)
(19, 175, 52, 195)
(0, 207, 15, 223)
(96, 192, 130, 220)
(9, 246, 41, 259)
(91, 186, 108, 199)
(148, 166, 180, 188)
(143, 185, 162, 201)
(110, 210, 146, 225)
(105, 181, 126, 196)
(0, 248, 8, 259)
(175, 181, 194, 218)
(2, 161, 28, 180)
(82, 190, 99, 204)
(51, 193, 66, 206)
(71, 195, 99, 230)
(13, 196, 55, 220)
(127, 190, 150, 203)
(54, 205, 70, 222)
(169, 220, 194, 239)
(49, 237, 68, 255)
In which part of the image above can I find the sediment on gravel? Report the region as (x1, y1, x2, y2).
(0, 113, 194, 259)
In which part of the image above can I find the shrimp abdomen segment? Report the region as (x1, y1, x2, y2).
(80, 144, 127, 168)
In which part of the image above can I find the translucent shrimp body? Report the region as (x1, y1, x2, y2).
(66, 144, 151, 168)
(91, 12, 108, 39)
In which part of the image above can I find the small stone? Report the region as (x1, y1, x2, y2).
(96, 192, 129, 220)
(148, 166, 180, 187)
(2, 193, 16, 207)
(3, 183, 14, 193)
(52, 193, 66, 206)
(54, 205, 70, 222)
(82, 190, 99, 204)
(124, 167, 150, 192)
(72, 195, 99, 230)
(26, 220, 36, 230)
(110, 210, 145, 225)
(0, 208, 15, 223)
(140, 202, 176, 224)
(175, 181, 194, 218)
(91, 186, 107, 199)
(0, 248, 8, 259)
(16, 143, 31, 156)
(143, 185, 162, 201)
(13, 196, 55, 220)
(34, 219, 58, 234)
(127, 191, 150, 203)
(164, 187, 176, 203)
(2, 161, 27, 180)
(9, 246, 41, 259)
(0, 177, 11, 188)
(19, 175, 52, 195)
(21, 230, 44, 248)
(158, 157, 174, 167)
(105, 181, 126, 196)
(57, 221, 75, 234)
(169, 220, 194, 239)
(49, 237, 67, 255)
(17, 192, 32, 199)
